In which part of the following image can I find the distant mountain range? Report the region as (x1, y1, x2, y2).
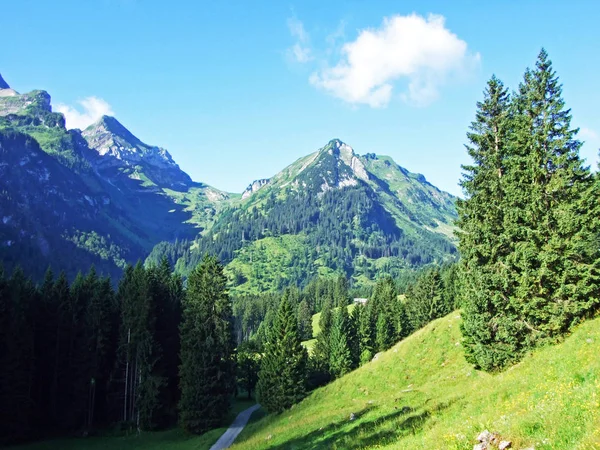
(0, 73, 457, 289)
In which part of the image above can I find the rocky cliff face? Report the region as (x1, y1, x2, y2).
(82, 115, 192, 189)
(0, 89, 53, 115)
(242, 178, 270, 199)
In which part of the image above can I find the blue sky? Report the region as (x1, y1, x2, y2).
(2, 0, 599, 196)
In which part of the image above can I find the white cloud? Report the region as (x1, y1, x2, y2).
(287, 17, 312, 63)
(310, 13, 479, 108)
(56, 96, 114, 130)
(580, 127, 599, 141)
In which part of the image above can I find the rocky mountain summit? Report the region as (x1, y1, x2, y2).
(82, 115, 192, 189)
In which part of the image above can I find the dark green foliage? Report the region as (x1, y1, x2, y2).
(232, 292, 280, 344)
(404, 268, 453, 331)
(328, 304, 353, 378)
(179, 255, 235, 434)
(147, 257, 184, 427)
(297, 299, 313, 341)
(456, 72, 522, 371)
(0, 265, 120, 444)
(0, 254, 237, 443)
(371, 277, 399, 352)
(458, 50, 600, 371)
(358, 301, 375, 365)
(312, 297, 334, 377)
(0, 268, 36, 443)
(175, 183, 456, 287)
(347, 305, 360, 368)
(334, 274, 350, 308)
(236, 340, 261, 400)
(256, 288, 308, 414)
(115, 263, 165, 430)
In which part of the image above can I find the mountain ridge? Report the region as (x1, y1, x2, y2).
(0, 77, 457, 289)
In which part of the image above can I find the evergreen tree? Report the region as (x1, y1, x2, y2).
(236, 340, 260, 400)
(51, 272, 71, 428)
(65, 271, 93, 429)
(347, 305, 360, 368)
(115, 263, 164, 430)
(405, 268, 451, 331)
(358, 301, 375, 365)
(312, 297, 333, 375)
(459, 51, 600, 371)
(83, 269, 115, 430)
(297, 299, 313, 341)
(0, 268, 36, 443)
(256, 287, 308, 413)
(507, 49, 600, 342)
(33, 268, 59, 429)
(334, 274, 349, 308)
(456, 73, 524, 371)
(371, 277, 397, 351)
(328, 305, 352, 378)
(179, 255, 235, 433)
(148, 257, 183, 427)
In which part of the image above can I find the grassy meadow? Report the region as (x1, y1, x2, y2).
(232, 312, 600, 449)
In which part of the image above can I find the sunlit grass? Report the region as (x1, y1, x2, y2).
(232, 312, 600, 450)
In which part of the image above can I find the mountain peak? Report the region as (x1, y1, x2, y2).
(0, 73, 10, 90)
(82, 115, 192, 188)
(91, 115, 143, 146)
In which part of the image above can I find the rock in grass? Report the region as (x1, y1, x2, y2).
(477, 430, 492, 442)
(349, 413, 356, 421)
(473, 444, 487, 450)
(498, 441, 512, 449)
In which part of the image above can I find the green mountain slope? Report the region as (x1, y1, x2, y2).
(231, 312, 600, 450)
(167, 139, 458, 291)
(1, 72, 457, 285)
(0, 76, 231, 279)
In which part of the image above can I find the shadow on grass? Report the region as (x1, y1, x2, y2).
(259, 399, 458, 450)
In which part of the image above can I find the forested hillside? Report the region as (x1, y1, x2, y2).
(151, 139, 458, 292)
(0, 80, 230, 280)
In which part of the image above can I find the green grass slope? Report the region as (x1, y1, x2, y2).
(232, 313, 600, 450)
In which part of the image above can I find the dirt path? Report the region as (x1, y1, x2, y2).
(209, 403, 261, 450)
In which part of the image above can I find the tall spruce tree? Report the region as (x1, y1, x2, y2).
(312, 297, 333, 375)
(459, 51, 600, 371)
(405, 268, 451, 331)
(256, 287, 308, 414)
(507, 49, 600, 342)
(0, 268, 36, 443)
(372, 277, 397, 352)
(358, 300, 375, 365)
(328, 305, 352, 378)
(456, 73, 522, 371)
(115, 263, 164, 430)
(179, 255, 235, 433)
(297, 299, 313, 341)
(148, 257, 183, 427)
(347, 305, 360, 368)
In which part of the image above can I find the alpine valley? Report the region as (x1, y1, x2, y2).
(0, 73, 457, 291)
